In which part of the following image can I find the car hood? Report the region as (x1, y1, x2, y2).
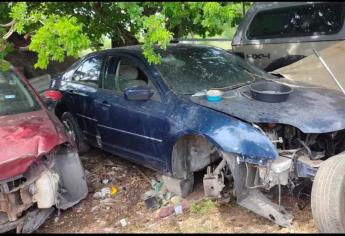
(190, 79, 345, 133)
(0, 110, 67, 180)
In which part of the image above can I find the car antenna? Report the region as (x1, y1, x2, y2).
(313, 48, 345, 95)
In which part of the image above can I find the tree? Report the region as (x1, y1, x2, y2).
(0, 2, 250, 70)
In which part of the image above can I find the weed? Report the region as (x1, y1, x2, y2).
(190, 198, 215, 215)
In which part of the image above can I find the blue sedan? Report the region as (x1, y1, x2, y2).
(50, 44, 275, 177)
(48, 44, 345, 228)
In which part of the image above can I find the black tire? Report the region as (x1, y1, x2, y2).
(311, 154, 345, 233)
(61, 112, 90, 154)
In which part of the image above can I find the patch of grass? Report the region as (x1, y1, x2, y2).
(190, 198, 215, 215)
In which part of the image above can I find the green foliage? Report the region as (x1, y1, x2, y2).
(190, 199, 215, 215)
(29, 15, 90, 68)
(139, 14, 173, 64)
(0, 2, 251, 69)
(0, 36, 12, 71)
(9, 2, 28, 34)
(0, 59, 10, 71)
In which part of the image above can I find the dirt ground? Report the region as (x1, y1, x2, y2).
(37, 148, 319, 233)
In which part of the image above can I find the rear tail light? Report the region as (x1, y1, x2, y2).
(43, 90, 63, 102)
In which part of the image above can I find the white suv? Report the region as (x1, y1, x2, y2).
(231, 2, 345, 71)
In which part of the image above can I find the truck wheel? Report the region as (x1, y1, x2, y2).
(61, 112, 90, 154)
(311, 154, 345, 233)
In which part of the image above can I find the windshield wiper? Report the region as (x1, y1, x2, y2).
(186, 81, 252, 97)
(210, 80, 253, 91)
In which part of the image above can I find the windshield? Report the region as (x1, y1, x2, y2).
(154, 45, 274, 95)
(0, 70, 40, 116)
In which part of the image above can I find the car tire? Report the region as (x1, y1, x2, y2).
(311, 153, 345, 233)
(61, 112, 90, 154)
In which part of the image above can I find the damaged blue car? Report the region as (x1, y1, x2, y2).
(46, 44, 345, 232)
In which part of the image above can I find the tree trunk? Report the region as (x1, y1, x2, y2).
(111, 29, 139, 48)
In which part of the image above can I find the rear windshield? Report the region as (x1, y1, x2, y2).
(0, 70, 40, 116)
(247, 3, 345, 39)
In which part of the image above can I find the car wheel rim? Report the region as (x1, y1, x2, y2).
(63, 120, 76, 144)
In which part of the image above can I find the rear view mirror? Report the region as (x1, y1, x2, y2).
(124, 86, 154, 101)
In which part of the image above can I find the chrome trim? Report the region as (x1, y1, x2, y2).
(98, 124, 163, 143)
(76, 113, 98, 122)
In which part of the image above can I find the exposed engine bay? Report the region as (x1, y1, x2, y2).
(255, 123, 345, 187)
(203, 123, 345, 227)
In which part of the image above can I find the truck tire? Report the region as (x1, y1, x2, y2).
(311, 154, 345, 233)
(61, 112, 90, 154)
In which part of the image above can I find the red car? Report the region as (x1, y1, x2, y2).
(0, 67, 88, 233)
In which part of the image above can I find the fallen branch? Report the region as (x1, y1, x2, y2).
(133, 165, 152, 185)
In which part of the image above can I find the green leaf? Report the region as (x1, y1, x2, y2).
(138, 14, 173, 64)
(10, 2, 28, 34)
(28, 15, 90, 69)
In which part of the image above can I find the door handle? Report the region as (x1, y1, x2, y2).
(66, 89, 75, 94)
(96, 100, 111, 108)
(102, 101, 111, 107)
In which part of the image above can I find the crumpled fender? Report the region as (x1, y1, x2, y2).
(171, 104, 278, 165)
(0, 110, 68, 180)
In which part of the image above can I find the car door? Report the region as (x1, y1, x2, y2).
(95, 53, 170, 171)
(64, 55, 105, 143)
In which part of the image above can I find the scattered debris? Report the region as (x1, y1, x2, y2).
(37, 149, 318, 233)
(144, 195, 159, 210)
(174, 204, 183, 215)
(90, 205, 99, 213)
(170, 196, 182, 205)
(155, 202, 190, 219)
(133, 165, 153, 185)
(151, 180, 163, 192)
(111, 186, 118, 196)
(93, 187, 111, 199)
(119, 219, 128, 227)
(100, 198, 118, 206)
(103, 160, 114, 166)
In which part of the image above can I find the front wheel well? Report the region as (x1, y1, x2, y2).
(171, 134, 221, 179)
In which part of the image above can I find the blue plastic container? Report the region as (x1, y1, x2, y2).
(206, 90, 222, 102)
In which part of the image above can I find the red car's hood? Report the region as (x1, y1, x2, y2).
(0, 110, 67, 180)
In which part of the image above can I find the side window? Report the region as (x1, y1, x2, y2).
(247, 3, 345, 39)
(103, 56, 118, 91)
(71, 56, 103, 87)
(116, 58, 148, 92)
(104, 57, 160, 101)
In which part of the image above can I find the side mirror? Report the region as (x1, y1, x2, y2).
(124, 86, 154, 101)
(42, 90, 63, 109)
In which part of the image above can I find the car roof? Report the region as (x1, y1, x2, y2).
(252, 2, 330, 10)
(85, 43, 222, 59)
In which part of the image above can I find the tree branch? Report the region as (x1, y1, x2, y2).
(19, 46, 29, 51)
(24, 31, 33, 40)
(0, 20, 15, 28)
(3, 23, 16, 40)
